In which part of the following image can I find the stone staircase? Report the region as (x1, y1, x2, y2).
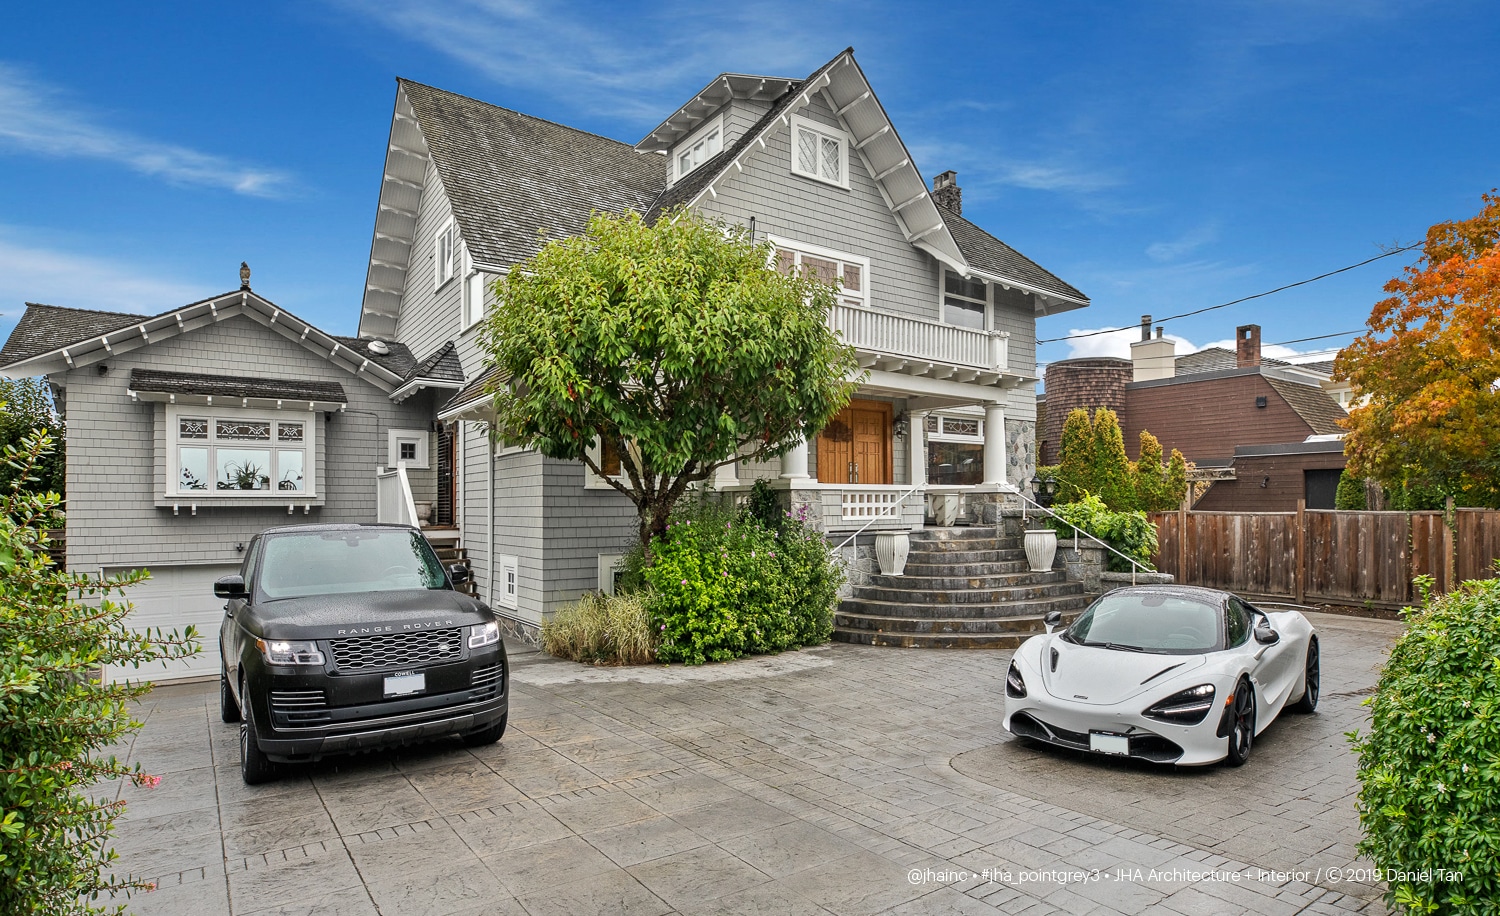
(834, 527, 1092, 649)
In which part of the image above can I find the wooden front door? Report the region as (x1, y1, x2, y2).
(817, 400, 892, 484)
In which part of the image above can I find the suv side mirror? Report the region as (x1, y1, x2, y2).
(1253, 621, 1280, 645)
(447, 563, 471, 585)
(214, 574, 247, 599)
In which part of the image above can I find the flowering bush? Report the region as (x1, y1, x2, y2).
(0, 430, 198, 915)
(1350, 574, 1500, 914)
(644, 500, 838, 665)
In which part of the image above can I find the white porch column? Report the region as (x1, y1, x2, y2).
(909, 411, 928, 487)
(781, 429, 810, 481)
(713, 455, 739, 488)
(982, 402, 1007, 487)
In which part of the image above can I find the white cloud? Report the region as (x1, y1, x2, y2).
(1146, 222, 1219, 262)
(0, 230, 202, 319)
(0, 63, 294, 197)
(330, 0, 832, 122)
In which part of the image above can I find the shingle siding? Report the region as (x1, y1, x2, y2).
(540, 458, 639, 614)
(395, 156, 464, 363)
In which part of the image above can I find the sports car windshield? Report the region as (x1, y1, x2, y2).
(257, 529, 447, 600)
(1064, 592, 1223, 654)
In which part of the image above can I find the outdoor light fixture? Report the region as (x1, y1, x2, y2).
(892, 412, 909, 439)
(1030, 474, 1060, 508)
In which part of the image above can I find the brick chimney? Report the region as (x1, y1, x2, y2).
(1236, 324, 1261, 368)
(933, 170, 961, 215)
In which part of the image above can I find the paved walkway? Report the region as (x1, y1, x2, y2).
(109, 612, 1400, 916)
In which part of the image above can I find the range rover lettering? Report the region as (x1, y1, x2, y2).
(218, 524, 508, 784)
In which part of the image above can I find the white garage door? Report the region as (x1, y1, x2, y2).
(104, 564, 240, 684)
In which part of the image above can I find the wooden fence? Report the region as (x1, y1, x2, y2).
(1149, 505, 1500, 608)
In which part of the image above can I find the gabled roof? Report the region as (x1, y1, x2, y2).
(437, 365, 504, 422)
(0, 291, 410, 393)
(403, 340, 463, 385)
(635, 73, 799, 152)
(1264, 376, 1347, 435)
(940, 210, 1088, 309)
(1175, 347, 1290, 375)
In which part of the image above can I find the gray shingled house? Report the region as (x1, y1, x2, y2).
(1, 48, 1089, 670)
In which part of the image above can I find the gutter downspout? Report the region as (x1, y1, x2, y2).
(487, 422, 495, 607)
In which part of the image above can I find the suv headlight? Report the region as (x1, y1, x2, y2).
(257, 639, 325, 666)
(1006, 661, 1027, 698)
(468, 622, 500, 649)
(1142, 684, 1215, 724)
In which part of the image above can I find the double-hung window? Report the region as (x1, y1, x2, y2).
(462, 245, 487, 328)
(943, 270, 987, 330)
(171, 406, 315, 496)
(790, 114, 848, 188)
(434, 219, 458, 288)
(674, 116, 723, 182)
(770, 237, 869, 309)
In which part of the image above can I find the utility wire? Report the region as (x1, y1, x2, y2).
(1038, 242, 1422, 344)
(1264, 329, 1365, 347)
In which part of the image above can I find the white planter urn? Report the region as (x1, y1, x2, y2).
(874, 532, 910, 576)
(1024, 528, 1058, 572)
(413, 501, 434, 526)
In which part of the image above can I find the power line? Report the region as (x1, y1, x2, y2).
(1264, 329, 1365, 347)
(1038, 242, 1422, 344)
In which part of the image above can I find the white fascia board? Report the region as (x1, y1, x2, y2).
(390, 377, 464, 403)
(860, 368, 1028, 402)
(965, 268, 1090, 312)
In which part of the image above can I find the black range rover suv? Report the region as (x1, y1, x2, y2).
(217, 524, 508, 784)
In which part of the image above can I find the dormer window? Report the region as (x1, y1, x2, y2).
(674, 116, 722, 182)
(790, 115, 848, 188)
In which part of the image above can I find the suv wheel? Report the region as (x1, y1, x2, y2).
(461, 713, 507, 748)
(220, 664, 241, 724)
(239, 685, 277, 785)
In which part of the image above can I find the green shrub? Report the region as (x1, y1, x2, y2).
(1056, 408, 1095, 504)
(644, 501, 838, 665)
(1335, 469, 1368, 510)
(1091, 408, 1136, 511)
(1350, 575, 1500, 914)
(541, 592, 656, 666)
(1045, 493, 1157, 572)
(0, 430, 198, 915)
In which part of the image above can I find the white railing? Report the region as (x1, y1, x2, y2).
(375, 462, 418, 526)
(833, 485, 922, 553)
(841, 490, 901, 521)
(828, 303, 1009, 373)
(1015, 489, 1149, 585)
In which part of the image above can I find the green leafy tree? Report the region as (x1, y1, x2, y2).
(1091, 408, 1136, 511)
(1334, 469, 1368, 510)
(481, 210, 860, 547)
(1133, 430, 1166, 511)
(0, 428, 198, 915)
(1055, 408, 1095, 504)
(0, 378, 64, 497)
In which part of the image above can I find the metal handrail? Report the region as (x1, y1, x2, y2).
(832, 485, 922, 553)
(1014, 489, 1149, 586)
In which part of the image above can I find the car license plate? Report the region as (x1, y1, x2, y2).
(384, 672, 425, 697)
(1089, 732, 1130, 756)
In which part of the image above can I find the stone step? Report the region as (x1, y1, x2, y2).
(832, 612, 1084, 650)
(834, 607, 1085, 635)
(838, 593, 1092, 621)
(852, 582, 1085, 605)
(906, 537, 1011, 552)
(866, 570, 1066, 589)
(904, 548, 1027, 564)
(901, 561, 1039, 577)
(910, 527, 1007, 541)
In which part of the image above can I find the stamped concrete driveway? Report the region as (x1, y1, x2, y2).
(109, 612, 1400, 916)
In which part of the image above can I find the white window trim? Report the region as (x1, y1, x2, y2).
(498, 554, 519, 609)
(789, 114, 850, 189)
(434, 219, 456, 289)
(672, 115, 723, 184)
(167, 404, 317, 498)
(388, 428, 430, 469)
(597, 554, 624, 596)
(584, 436, 628, 490)
(926, 413, 985, 442)
(767, 235, 870, 308)
(462, 247, 487, 330)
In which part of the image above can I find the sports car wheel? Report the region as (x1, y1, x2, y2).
(1289, 636, 1320, 713)
(1225, 678, 1255, 767)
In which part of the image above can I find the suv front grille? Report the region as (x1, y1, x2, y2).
(328, 628, 464, 672)
(470, 662, 504, 695)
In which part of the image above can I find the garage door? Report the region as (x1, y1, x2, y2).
(103, 564, 240, 684)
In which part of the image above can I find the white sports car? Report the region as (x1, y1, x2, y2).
(1003, 585, 1319, 766)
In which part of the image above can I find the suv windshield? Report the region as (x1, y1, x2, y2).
(1064, 591, 1223, 654)
(257, 529, 447, 600)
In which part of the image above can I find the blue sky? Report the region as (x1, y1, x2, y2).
(2, 1, 1496, 371)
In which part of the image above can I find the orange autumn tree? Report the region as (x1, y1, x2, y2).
(1334, 192, 1500, 508)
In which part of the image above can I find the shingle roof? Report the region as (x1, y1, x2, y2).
(939, 210, 1088, 303)
(0, 303, 145, 366)
(1264, 376, 1347, 435)
(1296, 359, 1337, 376)
(400, 80, 668, 268)
(1174, 347, 1290, 375)
(403, 340, 464, 384)
(128, 369, 347, 404)
(442, 365, 504, 412)
(330, 336, 416, 378)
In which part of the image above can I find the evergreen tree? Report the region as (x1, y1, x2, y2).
(1055, 408, 1095, 504)
(1133, 430, 1168, 511)
(1335, 469, 1368, 510)
(1092, 408, 1136, 510)
(1165, 448, 1190, 509)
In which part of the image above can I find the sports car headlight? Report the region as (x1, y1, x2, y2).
(468, 622, 500, 649)
(256, 639, 325, 666)
(1142, 684, 1215, 724)
(1006, 661, 1027, 698)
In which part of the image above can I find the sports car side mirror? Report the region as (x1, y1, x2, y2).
(1043, 610, 1063, 633)
(214, 574, 247, 599)
(1253, 623, 1280, 645)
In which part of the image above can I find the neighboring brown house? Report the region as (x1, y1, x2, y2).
(1039, 321, 1350, 510)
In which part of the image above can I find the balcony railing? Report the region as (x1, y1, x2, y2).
(828, 304, 1009, 373)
